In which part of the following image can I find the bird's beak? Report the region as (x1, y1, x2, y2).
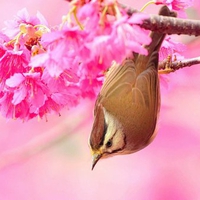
(92, 153, 102, 170)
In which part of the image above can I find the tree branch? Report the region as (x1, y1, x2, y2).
(141, 15, 200, 36)
(122, 5, 200, 36)
(158, 56, 200, 73)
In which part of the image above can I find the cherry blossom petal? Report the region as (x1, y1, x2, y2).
(12, 85, 27, 105)
(6, 73, 25, 87)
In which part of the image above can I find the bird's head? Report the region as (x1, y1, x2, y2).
(89, 105, 126, 169)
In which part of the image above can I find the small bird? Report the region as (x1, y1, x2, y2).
(89, 6, 176, 170)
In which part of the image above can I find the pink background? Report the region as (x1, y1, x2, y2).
(0, 0, 200, 199)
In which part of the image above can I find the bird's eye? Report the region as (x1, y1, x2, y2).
(106, 140, 112, 148)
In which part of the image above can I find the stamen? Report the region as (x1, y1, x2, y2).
(140, 1, 155, 12)
(34, 24, 51, 34)
(60, 6, 84, 30)
(73, 6, 84, 30)
(99, 6, 108, 26)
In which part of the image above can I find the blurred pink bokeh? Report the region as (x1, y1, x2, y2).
(0, 1, 200, 200)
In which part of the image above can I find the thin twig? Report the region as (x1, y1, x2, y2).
(159, 56, 200, 73)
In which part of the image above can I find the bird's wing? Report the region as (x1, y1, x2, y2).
(133, 51, 160, 113)
(99, 59, 136, 98)
(95, 51, 160, 114)
(94, 59, 136, 115)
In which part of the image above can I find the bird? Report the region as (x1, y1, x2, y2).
(89, 6, 176, 170)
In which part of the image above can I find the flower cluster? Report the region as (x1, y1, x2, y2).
(0, 0, 192, 120)
(0, 0, 152, 120)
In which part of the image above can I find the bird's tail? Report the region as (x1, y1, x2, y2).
(135, 6, 177, 73)
(147, 6, 177, 54)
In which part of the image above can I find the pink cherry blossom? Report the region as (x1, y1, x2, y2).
(4, 72, 46, 119)
(85, 15, 151, 67)
(3, 8, 48, 38)
(31, 27, 88, 78)
(0, 49, 29, 90)
(160, 36, 186, 61)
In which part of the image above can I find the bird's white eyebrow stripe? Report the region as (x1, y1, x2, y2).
(110, 130, 117, 141)
(104, 129, 117, 146)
